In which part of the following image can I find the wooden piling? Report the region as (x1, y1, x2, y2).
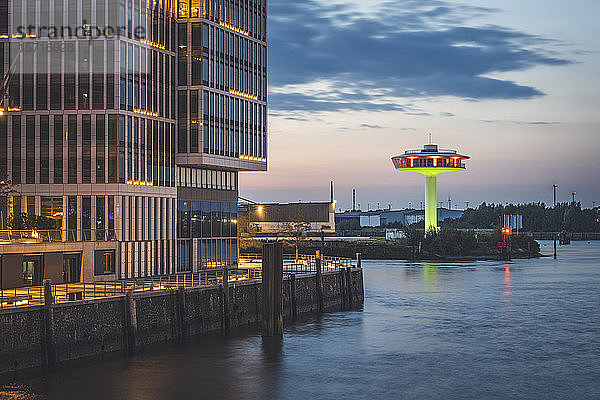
(290, 274, 297, 320)
(345, 267, 353, 308)
(125, 291, 137, 355)
(340, 268, 347, 310)
(315, 256, 324, 313)
(222, 268, 230, 334)
(41, 280, 56, 373)
(262, 242, 283, 337)
(176, 287, 187, 341)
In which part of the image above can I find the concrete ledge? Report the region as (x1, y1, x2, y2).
(0, 269, 364, 377)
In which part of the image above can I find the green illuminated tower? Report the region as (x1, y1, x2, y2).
(392, 144, 470, 232)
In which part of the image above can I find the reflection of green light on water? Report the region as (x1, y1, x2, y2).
(423, 262, 438, 291)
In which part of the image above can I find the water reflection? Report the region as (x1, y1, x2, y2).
(504, 264, 512, 297)
(423, 262, 439, 291)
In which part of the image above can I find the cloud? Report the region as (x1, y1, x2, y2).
(360, 124, 384, 129)
(480, 120, 561, 125)
(267, 0, 571, 112)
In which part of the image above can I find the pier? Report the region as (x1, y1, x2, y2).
(0, 251, 364, 377)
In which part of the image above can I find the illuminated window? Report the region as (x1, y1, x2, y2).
(178, 0, 189, 18)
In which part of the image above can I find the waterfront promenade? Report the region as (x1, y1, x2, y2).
(0, 253, 363, 377)
(0, 254, 352, 309)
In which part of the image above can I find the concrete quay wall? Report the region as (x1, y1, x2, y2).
(0, 269, 364, 377)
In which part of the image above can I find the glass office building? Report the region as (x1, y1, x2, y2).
(0, 0, 267, 288)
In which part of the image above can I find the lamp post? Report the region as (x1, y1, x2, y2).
(553, 184, 558, 207)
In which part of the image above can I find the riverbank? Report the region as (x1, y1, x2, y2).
(0, 269, 364, 379)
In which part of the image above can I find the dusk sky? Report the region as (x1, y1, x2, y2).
(239, 0, 600, 211)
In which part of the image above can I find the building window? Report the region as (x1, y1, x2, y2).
(67, 196, 77, 241)
(54, 116, 63, 184)
(40, 116, 50, 184)
(82, 115, 92, 183)
(68, 115, 78, 184)
(82, 197, 92, 241)
(96, 196, 105, 241)
(26, 116, 36, 184)
(11, 116, 20, 184)
(95, 250, 115, 275)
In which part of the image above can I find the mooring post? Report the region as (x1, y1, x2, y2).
(125, 291, 137, 356)
(176, 287, 187, 341)
(340, 268, 347, 310)
(42, 280, 56, 373)
(262, 242, 283, 337)
(345, 267, 353, 308)
(290, 273, 297, 320)
(315, 255, 324, 313)
(222, 267, 230, 333)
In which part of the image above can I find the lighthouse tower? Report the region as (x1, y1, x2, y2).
(391, 143, 470, 232)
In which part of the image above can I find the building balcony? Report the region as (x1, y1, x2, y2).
(0, 230, 116, 245)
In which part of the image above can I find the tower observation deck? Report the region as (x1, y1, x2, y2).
(391, 144, 470, 231)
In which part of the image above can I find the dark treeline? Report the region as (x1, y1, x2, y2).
(448, 202, 600, 232)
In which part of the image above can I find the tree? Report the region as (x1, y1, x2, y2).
(8, 213, 59, 231)
(0, 177, 17, 230)
(281, 207, 311, 262)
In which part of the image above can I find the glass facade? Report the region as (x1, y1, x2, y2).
(0, 0, 266, 281)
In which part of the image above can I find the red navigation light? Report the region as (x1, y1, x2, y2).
(502, 228, 512, 235)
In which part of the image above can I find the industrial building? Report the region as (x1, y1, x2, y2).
(239, 202, 336, 235)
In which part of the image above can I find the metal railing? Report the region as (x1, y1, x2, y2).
(1, 254, 356, 310)
(404, 148, 458, 155)
(0, 229, 117, 244)
(0, 268, 263, 310)
(239, 253, 352, 274)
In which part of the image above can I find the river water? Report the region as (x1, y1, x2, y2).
(2, 241, 600, 400)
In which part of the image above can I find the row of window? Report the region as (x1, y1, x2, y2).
(0, 114, 175, 187)
(0, 114, 115, 185)
(177, 22, 266, 101)
(121, 239, 176, 279)
(176, 166, 237, 191)
(3, 38, 176, 115)
(122, 196, 176, 242)
(119, 42, 175, 118)
(181, 0, 267, 42)
(177, 90, 266, 158)
(118, 115, 176, 187)
(3, 0, 174, 48)
(177, 200, 237, 239)
(177, 238, 238, 271)
(4, 41, 117, 111)
(8, 195, 116, 242)
(395, 157, 465, 168)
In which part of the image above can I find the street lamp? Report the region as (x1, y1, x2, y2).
(553, 184, 558, 207)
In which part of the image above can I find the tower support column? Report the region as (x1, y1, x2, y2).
(424, 173, 438, 232)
